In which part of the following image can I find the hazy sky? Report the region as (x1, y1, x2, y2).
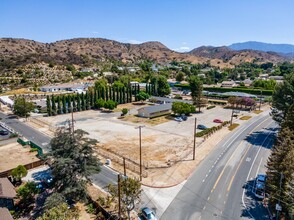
(1, 0, 293, 51)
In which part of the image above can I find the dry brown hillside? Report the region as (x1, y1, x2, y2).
(189, 46, 288, 66)
(0, 38, 289, 71)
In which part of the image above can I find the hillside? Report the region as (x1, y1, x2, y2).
(0, 38, 290, 72)
(188, 46, 288, 65)
(229, 41, 294, 56)
(0, 38, 210, 70)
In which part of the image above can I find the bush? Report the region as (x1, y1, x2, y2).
(121, 108, 128, 115)
(206, 105, 216, 110)
(196, 121, 229, 137)
(9, 133, 18, 138)
(30, 148, 38, 152)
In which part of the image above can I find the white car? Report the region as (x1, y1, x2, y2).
(174, 117, 183, 122)
(141, 207, 158, 220)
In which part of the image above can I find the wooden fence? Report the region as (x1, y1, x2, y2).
(0, 160, 44, 178)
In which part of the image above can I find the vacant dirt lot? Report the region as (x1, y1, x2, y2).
(0, 142, 39, 172)
(48, 105, 248, 168)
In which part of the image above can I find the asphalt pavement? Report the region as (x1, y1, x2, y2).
(0, 112, 51, 152)
(161, 112, 277, 220)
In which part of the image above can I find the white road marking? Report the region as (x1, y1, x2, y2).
(245, 157, 251, 162)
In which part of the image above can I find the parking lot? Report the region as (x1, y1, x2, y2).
(48, 105, 249, 167)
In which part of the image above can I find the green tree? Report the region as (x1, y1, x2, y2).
(188, 75, 206, 112)
(46, 96, 52, 116)
(271, 73, 294, 124)
(113, 81, 124, 89)
(62, 95, 67, 114)
(266, 105, 294, 218)
(57, 96, 62, 114)
(95, 78, 107, 91)
(104, 100, 117, 110)
(13, 97, 34, 118)
(77, 93, 81, 111)
(11, 165, 27, 181)
(95, 98, 105, 109)
(136, 91, 150, 102)
(47, 128, 101, 201)
(176, 72, 185, 82)
(81, 93, 86, 111)
(17, 181, 39, 204)
(157, 76, 170, 96)
(172, 102, 195, 115)
(37, 203, 79, 220)
(44, 192, 66, 210)
(108, 177, 141, 220)
(51, 95, 56, 116)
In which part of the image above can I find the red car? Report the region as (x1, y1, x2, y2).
(213, 119, 223, 123)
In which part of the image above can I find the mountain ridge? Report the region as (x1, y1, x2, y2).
(0, 38, 291, 72)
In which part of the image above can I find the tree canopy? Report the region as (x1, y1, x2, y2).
(172, 102, 195, 115)
(136, 91, 150, 102)
(188, 76, 206, 112)
(13, 97, 34, 118)
(47, 128, 101, 201)
(37, 203, 79, 220)
(271, 73, 294, 124)
(11, 165, 27, 181)
(108, 177, 141, 219)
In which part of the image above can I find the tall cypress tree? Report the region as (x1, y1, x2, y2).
(51, 95, 56, 116)
(126, 87, 129, 103)
(119, 87, 123, 104)
(68, 95, 72, 111)
(109, 87, 112, 100)
(89, 91, 94, 109)
(77, 93, 81, 111)
(72, 95, 76, 112)
(62, 95, 67, 114)
(57, 96, 62, 114)
(122, 87, 126, 104)
(105, 87, 109, 101)
(81, 93, 86, 111)
(129, 87, 132, 102)
(46, 95, 52, 116)
(112, 87, 116, 102)
(101, 87, 105, 100)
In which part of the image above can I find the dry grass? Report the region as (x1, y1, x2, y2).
(2, 88, 44, 95)
(253, 110, 263, 114)
(228, 123, 240, 131)
(240, 116, 252, 120)
(121, 114, 172, 125)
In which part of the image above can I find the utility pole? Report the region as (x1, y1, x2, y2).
(118, 174, 121, 219)
(135, 125, 145, 181)
(230, 108, 234, 126)
(193, 118, 197, 160)
(259, 90, 262, 111)
(276, 172, 284, 220)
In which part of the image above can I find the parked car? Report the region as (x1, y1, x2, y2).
(141, 207, 158, 220)
(197, 124, 208, 130)
(254, 174, 266, 199)
(174, 117, 183, 122)
(181, 115, 188, 121)
(0, 130, 9, 135)
(213, 119, 223, 123)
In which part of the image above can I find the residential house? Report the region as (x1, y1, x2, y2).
(0, 178, 16, 210)
(40, 83, 90, 92)
(221, 81, 236, 88)
(0, 208, 13, 220)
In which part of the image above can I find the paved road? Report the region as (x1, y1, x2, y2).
(161, 112, 277, 220)
(0, 112, 51, 152)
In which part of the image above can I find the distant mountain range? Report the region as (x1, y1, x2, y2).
(229, 41, 294, 57)
(0, 38, 292, 72)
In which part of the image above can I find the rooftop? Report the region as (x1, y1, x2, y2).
(0, 178, 16, 199)
(0, 208, 13, 220)
(139, 103, 172, 114)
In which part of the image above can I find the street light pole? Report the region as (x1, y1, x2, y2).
(193, 118, 197, 160)
(230, 108, 234, 126)
(259, 90, 262, 111)
(135, 125, 145, 181)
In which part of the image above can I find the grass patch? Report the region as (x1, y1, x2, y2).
(240, 116, 252, 120)
(228, 123, 239, 131)
(253, 110, 263, 114)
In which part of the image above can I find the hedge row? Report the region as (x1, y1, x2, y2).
(196, 121, 230, 138)
(174, 84, 273, 96)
